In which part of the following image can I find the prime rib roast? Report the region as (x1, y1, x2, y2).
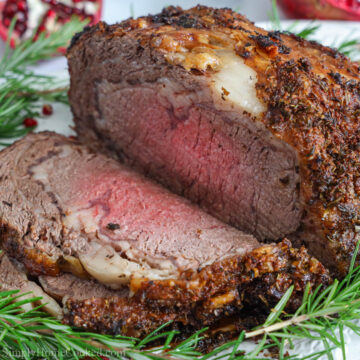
(68, 5, 360, 277)
(0, 4, 358, 350)
(0, 132, 330, 343)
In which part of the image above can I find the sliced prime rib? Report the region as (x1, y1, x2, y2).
(62, 241, 329, 338)
(0, 131, 258, 286)
(67, 6, 360, 276)
(0, 132, 330, 341)
(22, 242, 331, 339)
(38, 273, 124, 302)
(0, 252, 61, 317)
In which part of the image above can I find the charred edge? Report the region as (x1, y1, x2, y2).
(67, 24, 98, 52)
(107, 5, 251, 33)
(63, 267, 327, 340)
(63, 242, 331, 342)
(250, 34, 291, 55)
(0, 222, 60, 277)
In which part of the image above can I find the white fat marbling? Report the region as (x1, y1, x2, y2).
(211, 50, 265, 117)
(79, 241, 177, 288)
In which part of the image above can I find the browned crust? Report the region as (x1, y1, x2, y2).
(64, 240, 330, 337)
(68, 6, 352, 63)
(68, 6, 360, 276)
(0, 132, 77, 277)
(245, 33, 360, 276)
(0, 221, 60, 276)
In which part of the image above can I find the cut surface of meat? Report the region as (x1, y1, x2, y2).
(68, 6, 360, 276)
(0, 132, 258, 286)
(68, 22, 302, 244)
(0, 132, 331, 348)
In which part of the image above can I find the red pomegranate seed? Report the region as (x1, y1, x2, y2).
(17, 1, 26, 12)
(47, 9, 56, 18)
(4, 3, 17, 16)
(23, 117, 38, 127)
(3, 18, 10, 27)
(42, 104, 53, 116)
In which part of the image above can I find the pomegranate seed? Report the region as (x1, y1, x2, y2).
(3, 18, 10, 27)
(17, 1, 26, 11)
(2, 0, 101, 44)
(47, 9, 56, 18)
(23, 118, 38, 128)
(4, 3, 17, 16)
(42, 104, 53, 116)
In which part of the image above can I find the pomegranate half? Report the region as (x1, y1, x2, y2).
(278, 0, 360, 21)
(0, 0, 102, 46)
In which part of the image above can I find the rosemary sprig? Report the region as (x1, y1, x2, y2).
(2, 246, 359, 360)
(2, 252, 360, 360)
(0, 17, 87, 144)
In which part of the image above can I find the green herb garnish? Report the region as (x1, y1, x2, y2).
(0, 17, 87, 145)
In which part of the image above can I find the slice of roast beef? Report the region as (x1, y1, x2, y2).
(0, 252, 61, 317)
(67, 6, 360, 276)
(39, 273, 126, 302)
(63, 240, 330, 338)
(0, 132, 330, 342)
(38, 241, 329, 339)
(0, 131, 258, 286)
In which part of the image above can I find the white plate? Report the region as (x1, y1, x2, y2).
(2, 4, 360, 359)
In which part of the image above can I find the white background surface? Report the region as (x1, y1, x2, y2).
(1, 1, 360, 359)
